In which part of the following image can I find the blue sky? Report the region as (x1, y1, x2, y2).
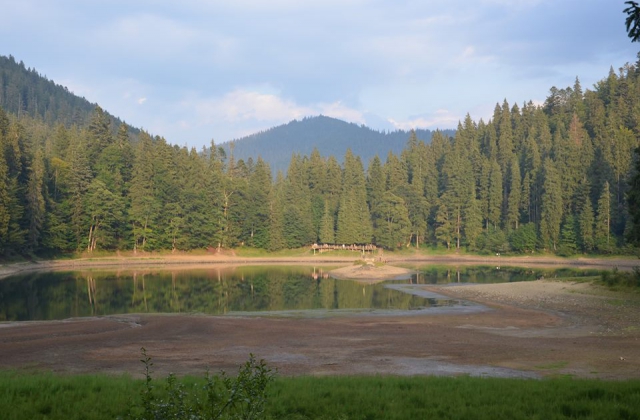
(1, 0, 637, 149)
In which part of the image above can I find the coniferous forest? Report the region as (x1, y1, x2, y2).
(2, 56, 640, 258)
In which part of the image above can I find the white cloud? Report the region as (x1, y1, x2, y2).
(193, 88, 365, 126)
(138, 97, 147, 105)
(389, 109, 460, 130)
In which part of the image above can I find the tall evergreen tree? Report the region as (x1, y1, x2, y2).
(540, 158, 563, 251)
(336, 150, 372, 244)
(129, 132, 158, 252)
(627, 147, 640, 245)
(25, 147, 46, 251)
(487, 159, 503, 230)
(282, 154, 314, 248)
(506, 158, 521, 230)
(595, 181, 612, 252)
(372, 191, 411, 250)
(268, 172, 286, 251)
(246, 157, 272, 248)
(576, 178, 595, 252)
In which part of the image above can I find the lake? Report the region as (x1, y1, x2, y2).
(0, 264, 600, 321)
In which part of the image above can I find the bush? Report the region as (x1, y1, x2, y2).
(129, 349, 274, 420)
(600, 267, 640, 289)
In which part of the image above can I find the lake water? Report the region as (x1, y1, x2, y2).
(0, 264, 600, 321)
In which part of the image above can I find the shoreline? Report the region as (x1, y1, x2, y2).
(0, 254, 639, 379)
(1, 252, 638, 280)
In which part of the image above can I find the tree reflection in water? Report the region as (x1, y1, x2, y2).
(0, 265, 598, 321)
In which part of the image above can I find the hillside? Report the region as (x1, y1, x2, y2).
(0, 55, 136, 135)
(221, 116, 455, 173)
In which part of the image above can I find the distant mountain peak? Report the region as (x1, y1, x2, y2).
(221, 115, 455, 174)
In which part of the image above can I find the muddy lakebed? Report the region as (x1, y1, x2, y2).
(1, 262, 638, 379)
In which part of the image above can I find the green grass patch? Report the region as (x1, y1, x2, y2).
(534, 361, 570, 370)
(2, 371, 640, 420)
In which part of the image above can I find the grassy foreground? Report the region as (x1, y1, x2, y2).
(1, 371, 639, 420)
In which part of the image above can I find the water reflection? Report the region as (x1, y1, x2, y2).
(0, 265, 599, 321)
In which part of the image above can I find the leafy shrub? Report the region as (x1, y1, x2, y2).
(129, 348, 274, 420)
(600, 267, 640, 289)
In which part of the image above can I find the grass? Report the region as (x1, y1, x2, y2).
(534, 361, 570, 370)
(1, 371, 640, 420)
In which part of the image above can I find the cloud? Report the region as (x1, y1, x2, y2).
(138, 97, 147, 105)
(389, 109, 460, 130)
(193, 88, 365, 126)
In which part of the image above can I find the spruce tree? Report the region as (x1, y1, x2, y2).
(463, 192, 483, 250)
(373, 191, 410, 250)
(282, 154, 314, 248)
(0, 124, 10, 252)
(558, 215, 578, 256)
(626, 147, 640, 245)
(129, 132, 158, 252)
(336, 150, 372, 244)
(319, 199, 335, 244)
(246, 157, 272, 248)
(25, 148, 46, 251)
(576, 178, 595, 252)
(595, 181, 612, 252)
(506, 158, 522, 230)
(540, 158, 563, 251)
(487, 159, 502, 230)
(268, 172, 286, 251)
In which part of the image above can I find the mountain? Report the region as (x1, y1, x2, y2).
(0, 55, 137, 135)
(221, 115, 455, 174)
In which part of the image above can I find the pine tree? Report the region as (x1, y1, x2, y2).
(540, 158, 563, 251)
(595, 181, 612, 252)
(463, 192, 483, 250)
(626, 147, 640, 245)
(336, 150, 372, 244)
(129, 132, 158, 252)
(246, 157, 272, 248)
(366, 155, 385, 215)
(268, 172, 286, 251)
(86, 106, 113, 172)
(25, 147, 46, 251)
(434, 199, 453, 249)
(282, 154, 315, 248)
(506, 158, 521, 230)
(487, 159, 502, 230)
(373, 191, 411, 250)
(558, 215, 578, 256)
(576, 178, 595, 252)
(0, 122, 10, 251)
(319, 199, 335, 244)
(67, 131, 93, 249)
(85, 178, 122, 251)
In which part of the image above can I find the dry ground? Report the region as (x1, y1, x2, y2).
(0, 255, 639, 379)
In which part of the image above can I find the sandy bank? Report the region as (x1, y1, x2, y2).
(1, 252, 638, 280)
(329, 263, 414, 282)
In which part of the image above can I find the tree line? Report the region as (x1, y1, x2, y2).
(2, 59, 640, 258)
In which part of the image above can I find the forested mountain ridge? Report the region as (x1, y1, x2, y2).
(0, 55, 137, 136)
(221, 116, 454, 174)
(1, 56, 640, 258)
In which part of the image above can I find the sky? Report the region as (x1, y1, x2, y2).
(1, 0, 638, 149)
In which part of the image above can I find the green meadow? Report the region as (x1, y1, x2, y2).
(2, 370, 639, 420)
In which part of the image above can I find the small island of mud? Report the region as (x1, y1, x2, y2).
(329, 262, 414, 282)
